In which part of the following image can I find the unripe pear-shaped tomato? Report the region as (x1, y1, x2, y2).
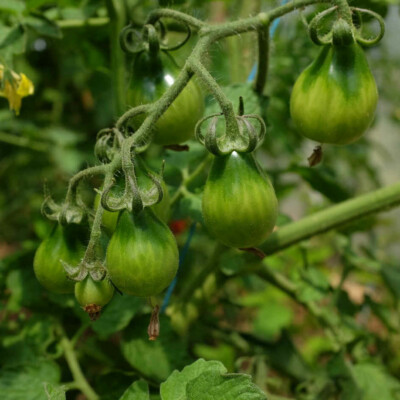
(75, 276, 114, 320)
(126, 50, 204, 145)
(75, 276, 114, 307)
(202, 151, 278, 248)
(106, 208, 179, 297)
(33, 224, 85, 294)
(290, 43, 378, 145)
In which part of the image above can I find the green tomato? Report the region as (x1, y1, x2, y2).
(106, 208, 179, 297)
(290, 43, 378, 145)
(75, 276, 114, 308)
(126, 50, 204, 145)
(202, 151, 278, 248)
(33, 224, 85, 294)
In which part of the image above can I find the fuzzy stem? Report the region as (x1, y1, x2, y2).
(146, 8, 205, 30)
(65, 165, 109, 205)
(254, 27, 270, 95)
(81, 155, 121, 263)
(333, 0, 353, 24)
(58, 327, 99, 400)
(260, 181, 400, 255)
(188, 60, 239, 139)
(105, 0, 127, 117)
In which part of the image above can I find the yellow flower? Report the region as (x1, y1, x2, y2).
(0, 65, 34, 115)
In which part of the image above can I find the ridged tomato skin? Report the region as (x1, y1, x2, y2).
(33, 224, 85, 294)
(106, 208, 179, 297)
(75, 277, 114, 307)
(126, 51, 204, 145)
(290, 43, 378, 145)
(202, 152, 278, 248)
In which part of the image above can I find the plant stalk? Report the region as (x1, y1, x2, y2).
(59, 328, 99, 400)
(105, 0, 127, 117)
(260, 181, 400, 255)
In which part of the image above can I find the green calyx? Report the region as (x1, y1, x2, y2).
(100, 154, 166, 216)
(308, 5, 385, 47)
(196, 98, 266, 156)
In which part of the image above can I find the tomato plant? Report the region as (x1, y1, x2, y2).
(1, 1, 399, 400)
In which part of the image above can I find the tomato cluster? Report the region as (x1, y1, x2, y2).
(33, 11, 382, 320)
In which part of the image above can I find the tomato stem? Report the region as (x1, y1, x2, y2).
(261, 180, 400, 255)
(57, 325, 99, 400)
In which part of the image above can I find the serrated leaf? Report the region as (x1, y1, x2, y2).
(0, 362, 61, 400)
(186, 371, 267, 400)
(119, 380, 150, 400)
(24, 15, 62, 39)
(92, 295, 142, 339)
(160, 359, 227, 400)
(121, 315, 192, 382)
(352, 363, 400, 400)
(44, 383, 66, 400)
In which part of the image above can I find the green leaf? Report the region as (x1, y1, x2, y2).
(178, 192, 203, 223)
(186, 371, 267, 400)
(160, 359, 227, 400)
(0, 0, 25, 13)
(381, 264, 400, 299)
(0, 25, 26, 54)
(296, 267, 331, 303)
(262, 331, 311, 381)
(352, 363, 400, 400)
(193, 344, 236, 372)
(253, 303, 293, 339)
(121, 315, 192, 382)
(44, 383, 66, 400)
(92, 295, 142, 339)
(205, 83, 262, 116)
(6, 268, 44, 312)
(119, 380, 150, 400)
(290, 165, 350, 203)
(24, 15, 62, 39)
(25, 0, 51, 11)
(164, 141, 207, 171)
(0, 361, 61, 400)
